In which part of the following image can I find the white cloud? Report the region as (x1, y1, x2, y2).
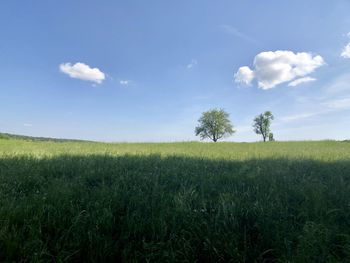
(234, 50, 324, 89)
(119, 80, 129, 86)
(187, 59, 198, 69)
(59, 62, 105, 84)
(341, 32, 350, 58)
(234, 66, 254, 85)
(23, 123, 33, 127)
(341, 43, 350, 58)
(288, 77, 316, 87)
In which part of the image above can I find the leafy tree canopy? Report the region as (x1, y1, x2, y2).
(195, 109, 235, 142)
(253, 111, 274, 142)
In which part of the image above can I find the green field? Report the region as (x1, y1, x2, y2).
(1, 138, 350, 262)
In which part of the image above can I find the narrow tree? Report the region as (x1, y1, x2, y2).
(195, 108, 235, 142)
(253, 111, 274, 142)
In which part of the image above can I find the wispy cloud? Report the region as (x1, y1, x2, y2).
(323, 97, 350, 110)
(219, 25, 257, 44)
(187, 59, 198, 69)
(280, 111, 329, 122)
(59, 62, 105, 84)
(23, 123, 33, 127)
(279, 73, 350, 123)
(279, 97, 350, 124)
(288, 77, 316, 87)
(119, 80, 130, 86)
(325, 72, 350, 94)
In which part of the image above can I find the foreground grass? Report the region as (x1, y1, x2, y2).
(0, 139, 350, 262)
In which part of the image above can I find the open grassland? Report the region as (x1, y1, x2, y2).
(0, 139, 350, 262)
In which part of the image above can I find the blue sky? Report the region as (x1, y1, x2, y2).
(1, 0, 350, 142)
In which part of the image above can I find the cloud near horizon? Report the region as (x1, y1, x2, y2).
(234, 50, 324, 89)
(60, 62, 105, 84)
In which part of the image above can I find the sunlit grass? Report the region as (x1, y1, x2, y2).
(0, 138, 350, 262)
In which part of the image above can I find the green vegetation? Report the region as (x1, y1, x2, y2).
(1, 138, 350, 262)
(195, 108, 235, 142)
(0, 132, 90, 143)
(253, 111, 274, 142)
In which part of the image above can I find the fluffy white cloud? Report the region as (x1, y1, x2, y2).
(234, 50, 324, 89)
(60, 62, 105, 84)
(288, 77, 316, 87)
(234, 66, 254, 85)
(341, 43, 350, 58)
(119, 80, 129, 86)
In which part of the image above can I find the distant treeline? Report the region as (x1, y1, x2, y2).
(0, 132, 91, 143)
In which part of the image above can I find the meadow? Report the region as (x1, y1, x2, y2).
(0, 138, 350, 262)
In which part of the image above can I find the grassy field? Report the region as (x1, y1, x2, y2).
(1, 138, 350, 262)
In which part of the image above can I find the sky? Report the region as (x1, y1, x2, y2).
(1, 0, 350, 142)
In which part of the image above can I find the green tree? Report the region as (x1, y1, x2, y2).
(195, 109, 235, 142)
(253, 111, 274, 142)
(269, 132, 275, 141)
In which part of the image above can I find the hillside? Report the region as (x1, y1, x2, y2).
(1, 139, 350, 262)
(0, 132, 91, 143)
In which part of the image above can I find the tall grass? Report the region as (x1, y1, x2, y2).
(0, 139, 350, 262)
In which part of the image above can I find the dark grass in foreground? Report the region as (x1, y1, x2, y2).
(1, 153, 350, 262)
